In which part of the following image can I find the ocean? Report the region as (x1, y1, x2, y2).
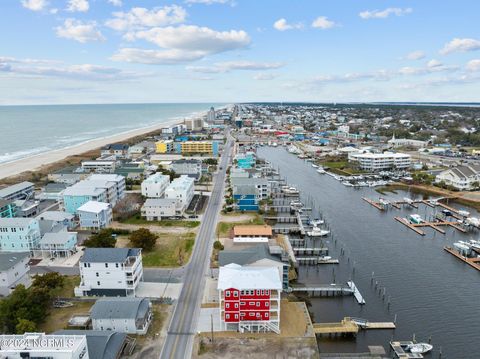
(0, 103, 224, 164)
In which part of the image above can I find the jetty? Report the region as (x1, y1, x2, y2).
(444, 246, 480, 271)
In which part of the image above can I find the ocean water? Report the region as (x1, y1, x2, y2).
(0, 103, 224, 164)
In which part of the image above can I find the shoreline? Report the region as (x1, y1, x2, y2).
(0, 117, 183, 181)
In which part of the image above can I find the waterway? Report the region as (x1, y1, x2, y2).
(258, 147, 480, 359)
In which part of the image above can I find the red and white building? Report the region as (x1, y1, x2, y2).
(217, 263, 282, 333)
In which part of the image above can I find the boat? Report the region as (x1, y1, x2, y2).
(458, 209, 470, 217)
(307, 226, 330, 237)
(317, 168, 326, 174)
(407, 343, 433, 354)
(408, 214, 424, 224)
(310, 218, 324, 226)
(403, 197, 413, 205)
(312, 164, 319, 168)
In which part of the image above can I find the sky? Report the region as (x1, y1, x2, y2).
(1, 0, 480, 105)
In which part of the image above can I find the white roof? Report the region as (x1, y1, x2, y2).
(88, 174, 124, 182)
(351, 152, 410, 159)
(77, 201, 110, 213)
(217, 263, 282, 291)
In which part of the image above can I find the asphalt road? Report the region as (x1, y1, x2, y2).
(160, 135, 233, 359)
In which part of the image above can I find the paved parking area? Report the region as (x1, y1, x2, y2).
(197, 308, 222, 332)
(136, 281, 183, 299)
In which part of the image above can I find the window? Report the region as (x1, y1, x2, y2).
(234, 303, 238, 308)
(226, 314, 230, 319)
(233, 291, 238, 297)
(257, 302, 260, 307)
(256, 290, 260, 295)
(266, 302, 269, 307)
(225, 291, 230, 297)
(226, 303, 230, 309)
(261, 290, 264, 295)
(116, 263, 119, 268)
(97, 281, 100, 286)
(249, 302, 255, 306)
(249, 313, 254, 317)
(96, 272, 99, 277)
(105, 263, 109, 268)
(265, 313, 269, 318)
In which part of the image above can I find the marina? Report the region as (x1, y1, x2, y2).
(259, 146, 480, 358)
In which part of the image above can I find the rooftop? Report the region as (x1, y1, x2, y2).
(77, 201, 111, 213)
(81, 248, 141, 263)
(0, 181, 34, 198)
(218, 263, 282, 291)
(233, 225, 273, 237)
(0, 252, 29, 271)
(90, 297, 150, 320)
(54, 330, 126, 359)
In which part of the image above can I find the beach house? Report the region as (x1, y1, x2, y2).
(90, 297, 152, 335)
(171, 159, 202, 181)
(0, 218, 42, 254)
(0, 251, 31, 296)
(75, 248, 143, 297)
(0, 181, 34, 201)
(77, 201, 112, 230)
(165, 175, 195, 215)
(141, 198, 177, 221)
(141, 173, 170, 198)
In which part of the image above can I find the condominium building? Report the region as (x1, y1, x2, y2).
(155, 140, 174, 154)
(75, 248, 143, 297)
(0, 199, 16, 218)
(171, 159, 202, 180)
(141, 198, 177, 221)
(348, 151, 411, 171)
(141, 173, 170, 198)
(176, 141, 219, 156)
(81, 160, 116, 173)
(0, 218, 41, 253)
(63, 174, 125, 214)
(218, 263, 282, 333)
(165, 175, 195, 215)
(0, 181, 34, 201)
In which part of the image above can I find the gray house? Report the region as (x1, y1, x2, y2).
(91, 297, 152, 335)
(218, 244, 290, 290)
(54, 330, 127, 359)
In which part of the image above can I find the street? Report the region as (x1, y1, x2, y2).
(160, 135, 233, 359)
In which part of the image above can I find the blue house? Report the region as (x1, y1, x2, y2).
(0, 218, 41, 253)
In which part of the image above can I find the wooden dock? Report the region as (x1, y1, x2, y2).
(347, 281, 366, 305)
(296, 257, 339, 265)
(349, 317, 396, 330)
(363, 197, 384, 210)
(313, 318, 359, 335)
(293, 247, 329, 256)
(394, 216, 467, 236)
(390, 341, 424, 358)
(444, 246, 480, 271)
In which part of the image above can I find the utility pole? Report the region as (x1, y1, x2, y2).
(210, 314, 214, 344)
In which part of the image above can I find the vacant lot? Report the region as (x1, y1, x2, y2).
(216, 214, 265, 237)
(38, 301, 93, 334)
(121, 216, 200, 228)
(117, 232, 196, 267)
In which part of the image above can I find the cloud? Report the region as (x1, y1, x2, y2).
(187, 61, 284, 73)
(399, 60, 457, 75)
(253, 72, 277, 80)
(273, 18, 303, 31)
(311, 16, 336, 29)
(440, 38, 480, 55)
(405, 50, 425, 60)
(56, 19, 105, 43)
(66, 0, 89, 12)
(426, 59, 442, 69)
(105, 6, 187, 31)
(21, 0, 48, 11)
(466, 59, 480, 72)
(359, 7, 412, 19)
(0, 56, 145, 81)
(117, 25, 250, 64)
(185, 0, 233, 4)
(107, 0, 122, 6)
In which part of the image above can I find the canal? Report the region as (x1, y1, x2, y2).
(259, 147, 480, 359)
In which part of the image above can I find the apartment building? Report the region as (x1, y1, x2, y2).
(141, 198, 177, 221)
(176, 141, 219, 156)
(0, 181, 34, 201)
(348, 151, 411, 171)
(77, 201, 112, 230)
(155, 140, 174, 154)
(0, 199, 17, 218)
(0, 251, 31, 296)
(75, 248, 143, 297)
(218, 263, 282, 333)
(170, 159, 202, 180)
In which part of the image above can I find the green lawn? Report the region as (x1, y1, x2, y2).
(38, 301, 93, 334)
(121, 216, 200, 228)
(142, 232, 196, 267)
(50, 275, 80, 298)
(216, 215, 265, 237)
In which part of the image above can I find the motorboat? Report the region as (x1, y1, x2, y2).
(317, 168, 326, 174)
(408, 214, 424, 224)
(310, 218, 324, 226)
(458, 209, 470, 217)
(307, 226, 330, 237)
(407, 343, 433, 354)
(312, 164, 319, 168)
(403, 197, 413, 205)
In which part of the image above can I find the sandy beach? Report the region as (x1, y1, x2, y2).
(0, 118, 181, 180)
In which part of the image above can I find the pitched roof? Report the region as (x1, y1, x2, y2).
(81, 248, 141, 263)
(91, 297, 150, 320)
(218, 244, 281, 267)
(54, 330, 126, 359)
(233, 225, 272, 237)
(0, 252, 29, 271)
(218, 264, 282, 290)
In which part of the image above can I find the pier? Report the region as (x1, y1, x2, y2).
(293, 247, 329, 256)
(296, 257, 339, 265)
(292, 281, 365, 304)
(313, 317, 395, 336)
(444, 246, 480, 271)
(394, 216, 467, 236)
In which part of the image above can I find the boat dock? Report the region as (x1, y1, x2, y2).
(293, 247, 329, 256)
(436, 201, 466, 220)
(444, 246, 480, 271)
(363, 197, 437, 211)
(390, 341, 424, 358)
(313, 317, 395, 336)
(296, 257, 339, 265)
(347, 281, 366, 305)
(292, 282, 365, 304)
(394, 217, 467, 236)
(362, 197, 385, 210)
